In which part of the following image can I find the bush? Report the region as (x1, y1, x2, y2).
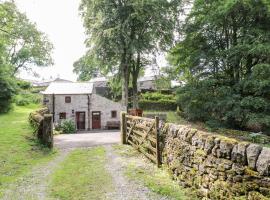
(176, 75, 270, 132)
(16, 98, 30, 106)
(0, 69, 16, 113)
(139, 100, 177, 111)
(15, 93, 42, 106)
(141, 92, 175, 101)
(57, 120, 76, 134)
(139, 92, 177, 111)
(16, 80, 31, 90)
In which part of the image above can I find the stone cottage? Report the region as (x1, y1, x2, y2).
(41, 82, 124, 131)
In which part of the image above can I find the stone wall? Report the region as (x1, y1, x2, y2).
(91, 94, 124, 129)
(29, 108, 53, 148)
(161, 124, 270, 199)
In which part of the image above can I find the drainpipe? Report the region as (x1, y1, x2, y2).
(87, 94, 91, 130)
(52, 93, 55, 122)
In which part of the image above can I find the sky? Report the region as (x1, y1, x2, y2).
(14, 0, 167, 82)
(15, 0, 87, 81)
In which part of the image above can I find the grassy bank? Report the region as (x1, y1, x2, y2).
(143, 111, 270, 147)
(113, 145, 197, 200)
(0, 104, 56, 196)
(49, 147, 113, 200)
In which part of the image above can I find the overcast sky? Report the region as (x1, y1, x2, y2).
(15, 0, 86, 81)
(14, 0, 167, 82)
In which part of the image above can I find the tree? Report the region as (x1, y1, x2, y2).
(0, 1, 53, 76)
(169, 0, 270, 131)
(0, 1, 53, 113)
(78, 0, 182, 109)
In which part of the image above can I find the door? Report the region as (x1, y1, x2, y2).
(76, 112, 85, 130)
(92, 111, 101, 129)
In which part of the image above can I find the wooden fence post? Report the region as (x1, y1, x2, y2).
(155, 116, 161, 167)
(42, 114, 53, 148)
(121, 112, 127, 144)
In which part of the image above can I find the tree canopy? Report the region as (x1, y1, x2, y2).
(77, 0, 182, 108)
(0, 1, 53, 113)
(0, 1, 53, 76)
(169, 0, 270, 132)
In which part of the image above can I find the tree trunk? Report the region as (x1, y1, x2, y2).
(132, 71, 139, 109)
(132, 53, 141, 109)
(121, 64, 129, 111)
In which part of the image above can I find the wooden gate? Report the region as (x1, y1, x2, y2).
(121, 113, 161, 167)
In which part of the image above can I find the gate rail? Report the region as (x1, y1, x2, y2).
(121, 113, 161, 167)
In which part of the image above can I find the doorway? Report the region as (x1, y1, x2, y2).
(76, 112, 86, 130)
(92, 111, 101, 129)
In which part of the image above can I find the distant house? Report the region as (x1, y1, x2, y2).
(37, 78, 73, 87)
(41, 82, 124, 131)
(137, 76, 158, 91)
(89, 77, 108, 96)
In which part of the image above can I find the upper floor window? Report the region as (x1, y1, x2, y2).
(59, 112, 66, 119)
(111, 110, 117, 118)
(65, 96, 71, 103)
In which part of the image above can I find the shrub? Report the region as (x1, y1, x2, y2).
(139, 100, 177, 111)
(57, 120, 76, 134)
(139, 92, 177, 111)
(15, 93, 42, 106)
(16, 98, 30, 106)
(0, 69, 16, 113)
(141, 92, 175, 101)
(16, 80, 31, 90)
(176, 75, 270, 132)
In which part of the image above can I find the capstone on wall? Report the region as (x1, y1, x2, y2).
(161, 124, 270, 199)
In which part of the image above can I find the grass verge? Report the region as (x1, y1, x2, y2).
(0, 104, 56, 197)
(113, 145, 197, 200)
(49, 147, 113, 200)
(144, 111, 270, 147)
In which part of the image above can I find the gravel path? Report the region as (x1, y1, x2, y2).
(104, 145, 169, 200)
(1, 149, 70, 200)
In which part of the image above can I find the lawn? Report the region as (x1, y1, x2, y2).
(0, 104, 56, 197)
(49, 147, 113, 200)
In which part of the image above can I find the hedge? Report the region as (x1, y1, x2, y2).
(139, 100, 177, 111)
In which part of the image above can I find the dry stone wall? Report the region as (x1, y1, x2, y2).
(161, 123, 270, 199)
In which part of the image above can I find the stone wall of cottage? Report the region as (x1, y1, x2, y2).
(162, 124, 270, 199)
(90, 94, 124, 129)
(43, 94, 123, 130)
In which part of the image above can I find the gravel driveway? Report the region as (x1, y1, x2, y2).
(54, 130, 120, 149)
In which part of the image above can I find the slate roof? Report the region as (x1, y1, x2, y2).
(41, 82, 93, 94)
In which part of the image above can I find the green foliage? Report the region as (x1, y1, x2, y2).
(76, 0, 183, 108)
(16, 80, 31, 90)
(139, 100, 177, 111)
(57, 120, 76, 134)
(0, 1, 53, 75)
(106, 76, 122, 101)
(141, 92, 175, 101)
(176, 78, 270, 132)
(0, 67, 16, 113)
(15, 93, 42, 106)
(171, 0, 270, 132)
(139, 92, 176, 111)
(155, 77, 172, 91)
(0, 1, 53, 113)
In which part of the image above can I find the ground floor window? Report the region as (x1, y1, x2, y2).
(111, 110, 117, 118)
(59, 112, 66, 119)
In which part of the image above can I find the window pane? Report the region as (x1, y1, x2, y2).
(65, 96, 71, 103)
